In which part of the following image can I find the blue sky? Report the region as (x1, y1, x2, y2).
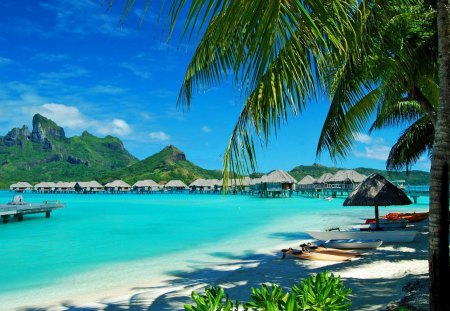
(0, 0, 431, 173)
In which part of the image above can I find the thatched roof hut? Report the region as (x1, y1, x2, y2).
(9, 182, 33, 191)
(315, 173, 333, 184)
(104, 180, 131, 190)
(327, 170, 367, 183)
(76, 181, 104, 191)
(298, 175, 316, 185)
(344, 173, 412, 207)
(207, 179, 222, 187)
(344, 173, 412, 229)
(165, 180, 189, 189)
(189, 178, 209, 187)
(261, 170, 297, 184)
(34, 182, 56, 190)
(133, 180, 160, 188)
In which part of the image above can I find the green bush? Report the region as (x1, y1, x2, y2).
(184, 271, 352, 311)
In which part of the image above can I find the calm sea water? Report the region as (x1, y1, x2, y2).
(0, 191, 429, 309)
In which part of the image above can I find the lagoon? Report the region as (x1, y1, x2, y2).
(0, 191, 429, 309)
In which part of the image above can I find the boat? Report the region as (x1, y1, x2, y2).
(305, 229, 418, 242)
(324, 196, 334, 201)
(364, 217, 408, 229)
(299, 243, 361, 257)
(322, 239, 383, 249)
(385, 212, 428, 223)
(281, 248, 353, 262)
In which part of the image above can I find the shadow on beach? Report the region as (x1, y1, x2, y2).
(21, 223, 430, 311)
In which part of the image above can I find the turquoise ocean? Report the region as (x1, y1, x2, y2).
(0, 191, 429, 309)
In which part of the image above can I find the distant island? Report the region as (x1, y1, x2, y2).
(0, 114, 430, 189)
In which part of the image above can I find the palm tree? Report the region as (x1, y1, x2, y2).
(316, 2, 437, 168)
(113, 0, 449, 308)
(430, 0, 450, 309)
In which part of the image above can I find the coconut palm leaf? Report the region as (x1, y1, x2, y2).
(316, 1, 437, 162)
(386, 117, 434, 171)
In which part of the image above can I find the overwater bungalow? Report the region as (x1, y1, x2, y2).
(314, 173, 334, 187)
(326, 170, 367, 190)
(164, 180, 189, 193)
(297, 175, 316, 190)
(9, 182, 33, 192)
(132, 180, 160, 193)
(75, 181, 104, 193)
(258, 170, 297, 198)
(104, 180, 132, 193)
(189, 178, 212, 193)
(54, 181, 76, 193)
(34, 182, 56, 193)
(318, 170, 367, 197)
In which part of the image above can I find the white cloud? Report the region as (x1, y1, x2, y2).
(353, 145, 391, 161)
(354, 132, 372, 144)
(201, 126, 211, 133)
(38, 103, 90, 129)
(149, 131, 170, 141)
(22, 102, 132, 137)
(99, 119, 132, 136)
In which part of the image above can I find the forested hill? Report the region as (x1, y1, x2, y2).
(106, 145, 223, 185)
(0, 114, 137, 188)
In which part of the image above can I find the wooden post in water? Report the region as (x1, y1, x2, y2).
(46, 211, 51, 218)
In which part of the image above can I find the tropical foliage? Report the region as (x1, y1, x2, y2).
(184, 271, 352, 311)
(316, 1, 438, 171)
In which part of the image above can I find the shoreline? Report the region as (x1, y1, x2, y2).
(17, 221, 430, 311)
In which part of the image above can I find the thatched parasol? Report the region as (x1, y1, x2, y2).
(343, 173, 412, 230)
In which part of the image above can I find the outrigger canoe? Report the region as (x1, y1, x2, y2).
(281, 248, 353, 262)
(299, 243, 361, 257)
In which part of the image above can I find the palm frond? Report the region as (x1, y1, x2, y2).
(386, 117, 434, 171)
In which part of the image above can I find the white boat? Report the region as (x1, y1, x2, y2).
(365, 218, 408, 229)
(305, 229, 418, 243)
(323, 239, 383, 249)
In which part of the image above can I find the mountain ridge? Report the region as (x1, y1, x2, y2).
(0, 115, 430, 188)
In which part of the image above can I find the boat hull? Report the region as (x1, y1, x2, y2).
(323, 239, 383, 249)
(306, 230, 418, 242)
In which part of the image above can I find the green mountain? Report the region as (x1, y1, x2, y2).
(289, 163, 430, 185)
(106, 145, 223, 185)
(0, 114, 430, 188)
(0, 114, 137, 188)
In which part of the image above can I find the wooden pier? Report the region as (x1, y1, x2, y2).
(0, 200, 65, 224)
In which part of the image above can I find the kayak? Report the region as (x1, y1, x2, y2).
(281, 248, 353, 262)
(364, 218, 408, 229)
(385, 212, 428, 223)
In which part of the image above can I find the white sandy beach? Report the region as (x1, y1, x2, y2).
(31, 221, 431, 311)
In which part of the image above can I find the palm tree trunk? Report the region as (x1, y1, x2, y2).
(429, 0, 450, 309)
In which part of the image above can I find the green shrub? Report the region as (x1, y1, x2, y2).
(184, 271, 352, 311)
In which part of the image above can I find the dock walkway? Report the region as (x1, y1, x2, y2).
(0, 200, 65, 223)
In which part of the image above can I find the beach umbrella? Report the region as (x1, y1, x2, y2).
(343, 173, 412, 230)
